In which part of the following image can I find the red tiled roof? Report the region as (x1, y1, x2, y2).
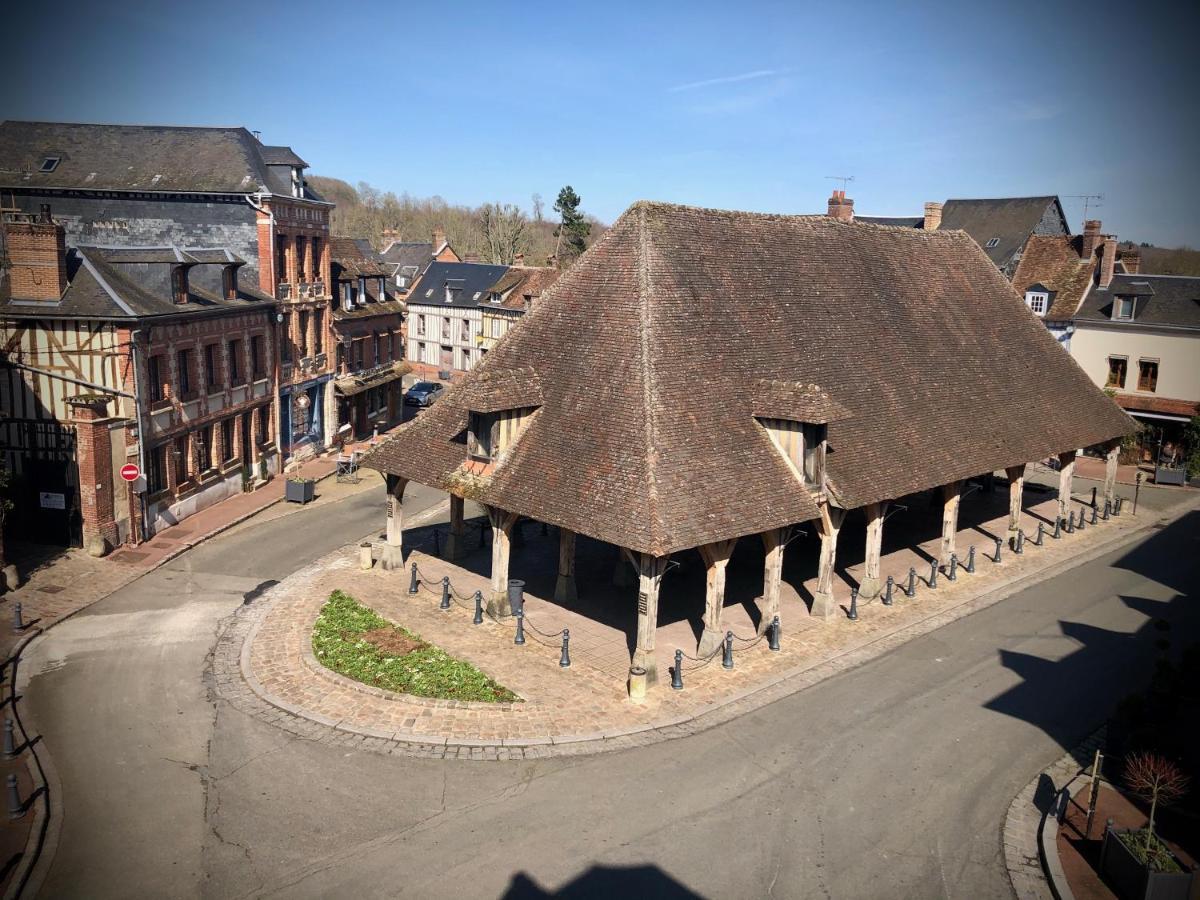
(1011, 235, 1098, 320)
(1114, 394, 1200, 419)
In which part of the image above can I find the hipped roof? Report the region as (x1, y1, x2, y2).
(362, 201, 1133, 557)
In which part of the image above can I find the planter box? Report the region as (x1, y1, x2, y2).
(1101, 827, 1198, 900)
(286, 479, 315, 504)
(1154, 465, 1187, 486)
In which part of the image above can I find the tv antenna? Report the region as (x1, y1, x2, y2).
(825, 175, 855, 192)
(1066, 193, 1103, 221)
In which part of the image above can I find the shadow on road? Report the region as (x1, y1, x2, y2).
(503, 865, 704, 899)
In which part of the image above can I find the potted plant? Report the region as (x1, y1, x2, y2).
(286, 476, 315, 504)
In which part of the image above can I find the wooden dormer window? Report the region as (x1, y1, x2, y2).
(467, 407, 536, 464)
(758, 417, 828, 490)
(222, 265, 238, 300)
(172, 266, 189, 304)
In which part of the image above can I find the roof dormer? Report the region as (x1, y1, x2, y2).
(752, 380, 850, 493)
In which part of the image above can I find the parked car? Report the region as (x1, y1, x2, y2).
(404, 381, 445, 407)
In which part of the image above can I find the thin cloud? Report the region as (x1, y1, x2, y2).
(668, 69, 785, 93)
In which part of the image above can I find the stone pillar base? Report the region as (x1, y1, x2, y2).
(697, 627, 724, 658)
(2, 565, 20, 593)
(487, 592, 511, 619)
(811, 589, 837, 619)
(858, 577, 882, 600)
(554, 574, 577, 605)
(379, 543, 404, 571)
(85, 535, 111, 558)
(632, 649, 658, 686)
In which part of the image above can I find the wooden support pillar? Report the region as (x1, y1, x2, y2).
(757, 527, 789, 634)
(939, 483, 962, 567)
(1006, 464, 1026, 536)
(633, 552, 669, 685)
(1057, 451, 1076, 523)
(861, 501, 890, 598)
(486, 505, 519, 617)
(554, 528, 578, 605)
(812, 504, 846, 619)
(445, 495, 465, 562)
(1103, 441, 1120, 506)
(380, 474, 407, 569)
(697, 539, 738, 656)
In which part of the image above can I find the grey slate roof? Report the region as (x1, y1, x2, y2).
(854, 216, 924, 228)
(1076, 274, 1200, 329)
(939, 197, 1063, 269)
(407, 261, 509, 309)
(0, 121, 323, 200)
(381, 241, 435, 272)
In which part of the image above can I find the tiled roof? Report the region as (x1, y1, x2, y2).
(362, 200, 1133, 556)
(1075, 274, 1200, 329)
(455, 367, 543, 413)
(1113, 394, 1200, 419)
(484, 266, 561, 310)
(751, 381, 850, 424)
(1011, 235, 1098, 320)
(330, 237, 390, 279)
(940, 197, 1063, 269)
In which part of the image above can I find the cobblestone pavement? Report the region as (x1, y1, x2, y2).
(219, 481, 1195, 759)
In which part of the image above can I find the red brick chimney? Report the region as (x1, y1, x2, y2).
(432, 227, 446, 250)
(1099, 236, 1117, 288)
(513, 253, 525, 267)
(826, 190, 854, 222)
(1119, 247, 1141, 274)
(1080, 219, 1103, 260)
(3, 204, 68, 301)
(923, 202, 943, 231)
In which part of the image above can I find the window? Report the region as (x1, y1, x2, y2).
(1025, 291, 1048, 316)
(172, 267, 189, 304)
(1138, 359, 1159, 393)
(298, 311, 309, 358)
(204, 344, 219, 391)
(148, 444, 167, 494)
(467, 412, 499, 461)
(222, 266, 237, 300)
(174, 436, 189, 484)
(196, 426, 213, 472)
(251, 335, 264, 377)
(355, 339, 365, 370)
(258, 405, 270, 445)
(1114, 296, 1135, 320)
(1106, 357, 1128, 389)
(281, 313, 293, 362)
(461, 319, 470, 342)
(373, 332, 381, 365)
(491, 318, 502, 338)
(177, 349, 193, 398)
(801, 423, 826, 486)
(393, 331, 403, 360)
(415, 315, 426, 336)
(228, 339, 242, 384)
(222, 418, 236, 462)
(985, 238, 1000, 248)
(313, 309, 323, 354)
(148, 355, 165, 401)
(343, 282, 354, 312)
(441, 317, 451, 341)
(39, 156, 60, 173)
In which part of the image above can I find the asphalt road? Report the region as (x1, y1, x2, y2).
(18, 487, 1200, 899)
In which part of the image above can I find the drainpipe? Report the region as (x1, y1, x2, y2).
(129, 328, 150, 545)
(246, 190, 285, 464)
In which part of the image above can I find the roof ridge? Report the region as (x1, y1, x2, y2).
(634, 203, 665, 554)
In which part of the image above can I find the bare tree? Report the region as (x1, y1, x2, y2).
(532, 193, 544, 224)
(478, 203, 529, 265)
(1123, 751, 1189, 852)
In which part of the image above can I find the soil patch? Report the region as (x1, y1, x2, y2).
(358, 628, 426, 657)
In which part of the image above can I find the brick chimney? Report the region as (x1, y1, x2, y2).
(513, 253, 525, 267)
(1099, 236, 1117, 289)
(923, 202, 944, 231)
(1120, 247, 1141, 275)
(432, 227, 446, 250)
(1080, 219, 1103, 260)
(3, 204, 68, 301)
(463, 251, 480, 263)
(826, 190, 854, 222)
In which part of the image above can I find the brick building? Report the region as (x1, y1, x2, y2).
(0, 208, 278, 553)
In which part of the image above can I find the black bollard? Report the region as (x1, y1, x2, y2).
(882, 575, 894, 606)
(928, 559, 938, 590)
(6, 774, 21, 820)
(1015, 529, 1024, 555)
(1053, 517, 1061, 539)
(994, 536, 1003, 563)
(1091, 486, 1097, 508)
(1078, 507, 1086, 530)
(966, 546, 976, 573)
(1090, 505, 1098, 525)
(560, 630, 571, 667)
(722, 631, 735, 670)
(408, 563, 419, 594)
(905, 567, 916, 598)
(2, 719, 13, 758)
(433, 529, 441, 557)
(514, 613, 525, 645)
(440, 576, 451, 610)
(12, 603, 23, 633)
(672, 650, 684, 690)
(948, 553, 958, 581)
(1067, 511, 1075, 533)
(769, 616, 781, 651)
(848, 587, 859, 620)
(1035, 522, 1044, 546)
(1103, 499, 1111, 521)
(1114, 497, 1123, 516)
(473, 590, 483, 625)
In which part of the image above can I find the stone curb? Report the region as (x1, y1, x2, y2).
(221, 494, 1200, 761)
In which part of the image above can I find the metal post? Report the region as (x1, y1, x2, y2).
(514, 613, 525, 645)
(966, 546, 976, 573)
(1053, 517, 1061, 539)
(994, 536, 1003, 563)
(905, 567, 916, 598)
(1066, 510, 1075, 533)
(1015, 529, 1024, 555)
(1102, 499, 1110, 521)
(473, 590, 483, 625)
(440, 576, 451, 610)
(769, 616, 781, 651)
(2, 719, 14, 758)
(1035, 522, 1044, 546)
(722, 631, 734, 669)
(6, 774, 21, 820)
(1134, 472, 1142, 515)
(559, 629, 571, 667)
(848, 587, 859, 620)
(948, 553, 957, 581)
(408, 563, 418, 594)
(928, 559, 938, 590)
(12, 603, 23, 633)
(1090, 486, 1097, 508)
(1090, 505, 1098, 525)
(1114, 497, 1122, 516)
(882, 575, 894, 606)
(672, 650, 684, 690)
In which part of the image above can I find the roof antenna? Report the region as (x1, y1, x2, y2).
(1066, 193, 1103, 221)
(824, 175, 855, 193)
(252, 130, 262, 142)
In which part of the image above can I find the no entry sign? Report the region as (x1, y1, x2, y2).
(120, 463, 141, 482)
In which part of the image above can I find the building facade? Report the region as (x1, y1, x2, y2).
(405, 261, 507, 379)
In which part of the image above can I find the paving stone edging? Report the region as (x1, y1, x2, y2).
(214, 496, 1199, 761)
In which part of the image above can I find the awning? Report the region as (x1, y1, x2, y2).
(334, 361, 411, 397)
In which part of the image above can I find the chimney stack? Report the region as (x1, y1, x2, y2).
(432, 227, 446, 251)
(1080, 219, 1103, 260)
(513, 253, 525, 267)
(1119, 247, 1141, 275)
(826, 190, 854, 222)
(923, 202, 943, 231)
(463, 251, 480, 263)
(1099, 236, 1117, 289)
(3, 204, 69, 301)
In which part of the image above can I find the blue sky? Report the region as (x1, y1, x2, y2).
(6, 0, 1198, 246)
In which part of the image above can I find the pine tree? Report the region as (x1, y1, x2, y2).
(552, 186, 591, 265)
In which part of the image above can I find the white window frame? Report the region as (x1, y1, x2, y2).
(1113, 296, 1135, 321)
(1025, 291, 1049, 316)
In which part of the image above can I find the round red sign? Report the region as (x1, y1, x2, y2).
(120, 463, 141, 482)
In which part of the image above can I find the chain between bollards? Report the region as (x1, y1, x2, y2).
(882, 575, 894, 606)
(768, 616, 781, 651)
(672, 649, 684, 690)
(559, 630, 571, 667)
(722, 631, 734, 669)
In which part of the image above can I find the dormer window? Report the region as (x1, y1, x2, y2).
(751, 380, 848, 493)
(291, 166, 303, 198)
(357, 278, 368, 306)
(172, 266, 189, 304)
(467, 406, 537, 464)
(343, 282, 354, 312)
(39, 156, 61, 173)
(1113, 296, 1135, 320)
(757, 417, 827, 489)
(1025, 290, 1049, 316)
(985, 238, 1000, 248)
(222, 265, 238, 300)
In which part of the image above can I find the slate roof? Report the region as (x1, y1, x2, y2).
(939, 197, 1062, 270)
(0, 121, 323, 200)
(381, 242, 435, 271)
(1010, 234, 1099, 320)
(854, 216, 924, 229)
(362, 200, 1133, 557)
(408, 261, 509, 309)
(330, 237, 390, 280)
(1075, 274, 1200, 329)
(0, 246, 274, 320)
